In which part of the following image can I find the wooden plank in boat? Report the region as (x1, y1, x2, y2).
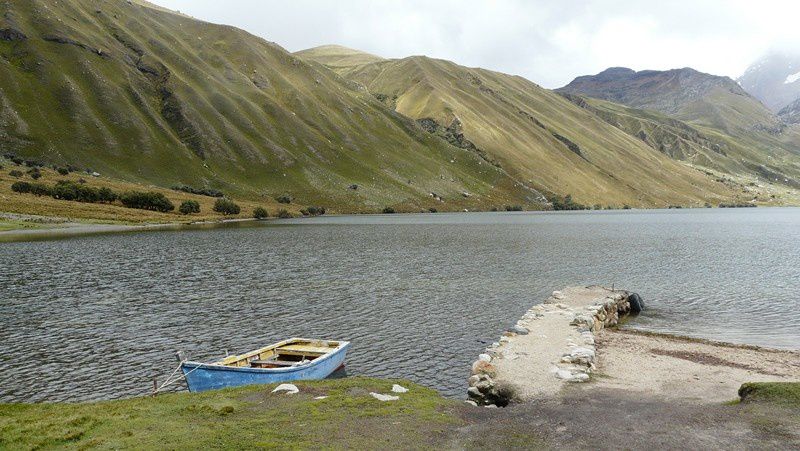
(279, 344, 335, 354)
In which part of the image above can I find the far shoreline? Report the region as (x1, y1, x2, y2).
(1, 206, 798, 243)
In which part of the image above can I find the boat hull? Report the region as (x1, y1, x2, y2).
(181, 342, 349, 392)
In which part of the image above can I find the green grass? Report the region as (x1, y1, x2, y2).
(0, 378, 463, 450)
(0, 219, 51, 232)
(738, 382, 800, 407)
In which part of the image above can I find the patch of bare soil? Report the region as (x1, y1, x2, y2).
(455, 388, 800, 450)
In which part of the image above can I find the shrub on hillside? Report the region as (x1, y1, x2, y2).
(56, 167, 70, 175)
(382, 207, 396, 214)
(3, 153, 25, 166)
(97, 187, 117, 203)
(11, 181, 32, 193)
(213, 198, 240, 215)
(505, 205, 523, 212)
(276, 209, 292, 219)
(253, 206, 269, 219)
(9, 170, 23, 178)
(29, 183, 53, 196)
(171, 184, 224, 198)
(550, 194, 588, 211)
(120, 191, 175, 212)
(49, 181, 117, 203)
(300, 206, 325, 216)
(27, 168, 41, 180)
(275, 194, 292, 204)
(179, 200, 201, 215)
(428, 208, 438, 213)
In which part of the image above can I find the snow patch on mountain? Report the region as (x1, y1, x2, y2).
(785, 71, 800, 84)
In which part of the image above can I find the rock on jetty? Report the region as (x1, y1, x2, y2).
(467, 286, 642, 406)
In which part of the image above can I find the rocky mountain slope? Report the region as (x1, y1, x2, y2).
(779, 97, 800, 125)
(298, 47, 738, 207)
(559, 67, 800, 190)
(0, 0, 540, 212)
(558, 67, 777, 132)
(738, 52, 800, 113)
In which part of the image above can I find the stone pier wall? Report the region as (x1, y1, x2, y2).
(467, 286, 643, 406)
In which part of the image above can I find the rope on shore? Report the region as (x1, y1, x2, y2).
(153, 361, 205, 395)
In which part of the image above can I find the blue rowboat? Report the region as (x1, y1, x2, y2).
(180, 338, 350, 392)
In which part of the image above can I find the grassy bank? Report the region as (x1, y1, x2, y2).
(2, 379, 797, 449)
(0, 378, 465, 450)
(0, 161, 304, 229)
(739, 382, 800, 407)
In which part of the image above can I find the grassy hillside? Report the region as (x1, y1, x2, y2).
(0, 0, 539, 214)
(298, 47, 741, 207)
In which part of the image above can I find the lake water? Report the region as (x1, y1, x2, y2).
(1, 208, 798, 403)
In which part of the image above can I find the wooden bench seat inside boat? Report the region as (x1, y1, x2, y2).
(249, 359, 298, 367)
(278, 344, 335, 354)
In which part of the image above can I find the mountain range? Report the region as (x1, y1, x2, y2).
(1, 0, 799, 213)
(738, 51, 800, 120)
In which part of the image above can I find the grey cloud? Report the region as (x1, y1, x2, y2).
(150, 0, 800, 88)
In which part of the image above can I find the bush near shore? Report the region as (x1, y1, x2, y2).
(179, 200, 201, 215)
(1, 163, 307, 226)
(120, 191, 175, 212)
(213, 198, 241, 215)
(253, 206, 269, 219)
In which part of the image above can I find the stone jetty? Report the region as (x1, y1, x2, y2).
(467, 286, 643, 406)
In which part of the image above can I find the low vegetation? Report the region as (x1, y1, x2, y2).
(213, 198, 241, 215)
(276, 209, 292, 219)
(253, 206, 268, 219)
(738, 382, 800, 406)
(0, 378, 467, 450)
(171, 185, 224, 198)
(11, 180, 117, 204)
(178, 200, 201, 215)
(550, 194, 589, 211)
(300, 206, 326, 216)
(382, 207, 396, 214)
(119, 191, 175, 213)
(276, 194, 292, 204)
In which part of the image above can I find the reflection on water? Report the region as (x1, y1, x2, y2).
(1, 208, 798, 402)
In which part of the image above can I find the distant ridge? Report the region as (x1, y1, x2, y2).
(297, 48, 742, 207)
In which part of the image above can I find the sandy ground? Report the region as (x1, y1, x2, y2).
(488, 286, 799, 404)
(467, 286, 800, 448)
(593, 329, 800, 403)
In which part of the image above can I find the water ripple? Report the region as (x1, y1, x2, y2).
(1, 208, 799, 402)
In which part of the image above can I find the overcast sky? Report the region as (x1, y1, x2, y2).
(150, 0, 800, 88)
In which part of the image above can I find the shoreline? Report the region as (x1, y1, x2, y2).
(1, 288, 797, 448)
(0, 214, 265, 242)
(467, 286, 799, 406)
(3, 206, 798, 243)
